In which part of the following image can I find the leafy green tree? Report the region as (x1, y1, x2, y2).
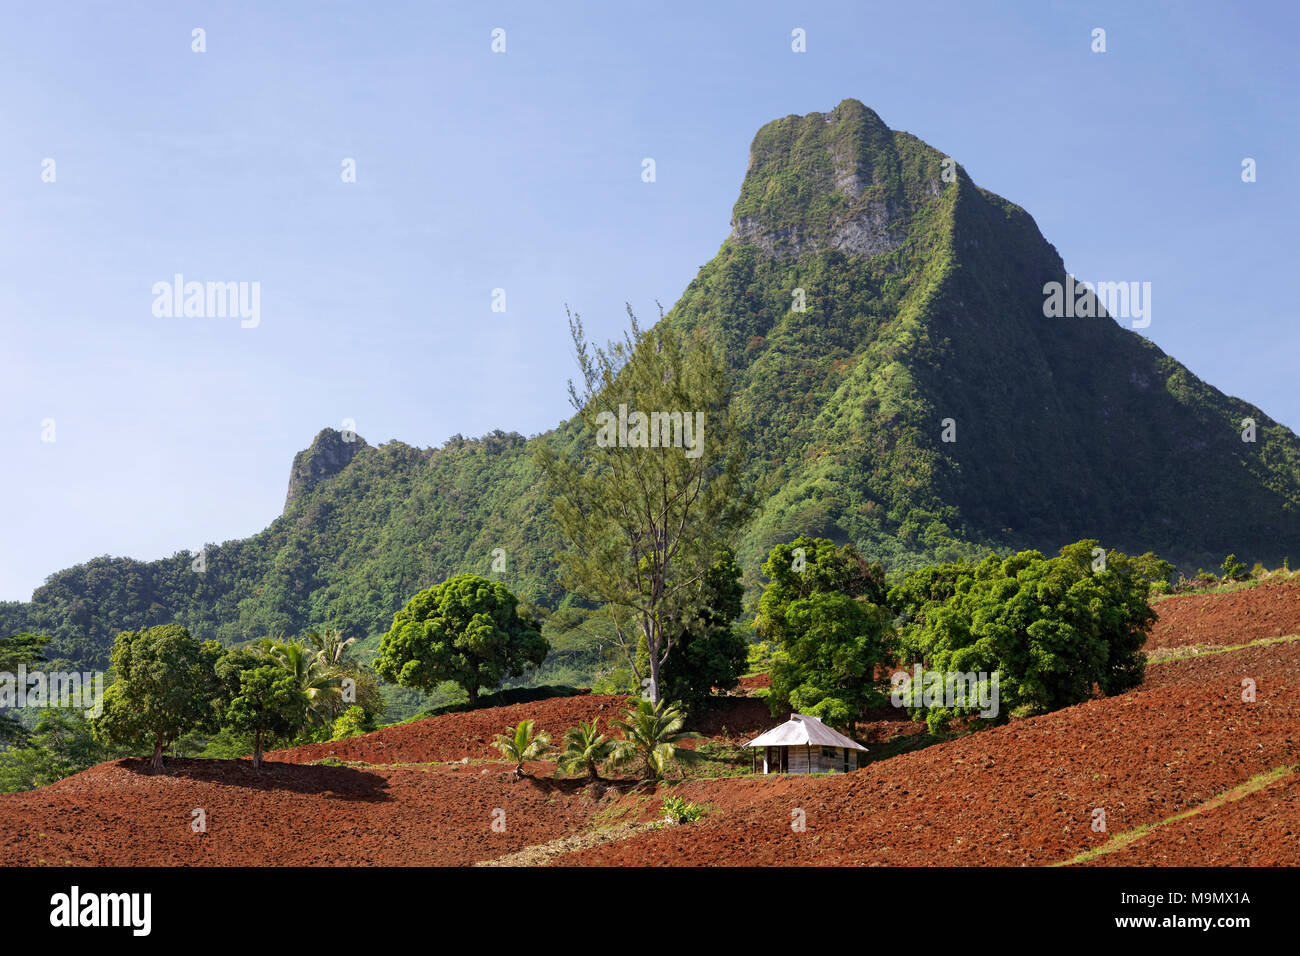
(637, 549, 747, 711)
(1131, 552, 1176, 592)
(0, 633, 48, 745)
(609, 697, 700, 780)
(0, 708, 119, 792)
(755, 537, 894, 731)
(768, 591, 893, 730)
(755, 536, 888, 641)
(90, 625, 221, 773)
(1220, 553, 1249, 581)
(491, 719, 554, 779)
(375, 575, 548, 708)
(891, 540, 1158, 732)
(557, 719, 615, 780)
(330, 705, 374, 741)
(536, 309, 752, 705)
(223, 664, 309, 769)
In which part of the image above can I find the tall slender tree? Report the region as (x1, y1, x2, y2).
(536, 306, 751, 704)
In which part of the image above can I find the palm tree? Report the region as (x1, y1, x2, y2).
(491, 720, 554, 779)
(557, 719, 615, 780)
(305, 627, 355, 667)
(610, 697, 701, 780)
(263, 640, 342, 729)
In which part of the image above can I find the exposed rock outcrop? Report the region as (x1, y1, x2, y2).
(284, 427, 368, 512)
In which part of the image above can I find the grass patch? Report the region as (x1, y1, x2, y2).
(475, 819, 664, 867)
(1146, 632, 1300, 665)
(1054, 763, 1298, 866)
(683, 742, 753, 779)
(1152, 572, 1296, 604)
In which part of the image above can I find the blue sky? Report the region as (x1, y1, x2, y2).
(1, 0, 1297, 601)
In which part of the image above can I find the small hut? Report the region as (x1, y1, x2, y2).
(745, 713, 867, 774)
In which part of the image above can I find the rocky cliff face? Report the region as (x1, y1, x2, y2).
(727, 99, 935, 261)
(284, 427, 368, 512)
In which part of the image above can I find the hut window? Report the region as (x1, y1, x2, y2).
(821, 746, 837, 758)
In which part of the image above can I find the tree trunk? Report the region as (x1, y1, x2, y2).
(149, 735, 165, 774)
(468, 686, 479, 709)
(646, 651, 661, 706)
(252, 731, 264, 770)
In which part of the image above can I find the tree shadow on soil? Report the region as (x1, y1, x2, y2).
(506, 769, 661, 799)
(118, 757, 391, 801)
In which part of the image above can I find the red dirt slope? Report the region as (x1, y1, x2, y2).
(1147, 578, 1300, 650)
(560, 641, 1300, 866)
(0, 757, 598, 866)
(274, 694, 626, 765)
(4, 582, 1298, 867)
(1083, 771, 1300, 867)
(274, 693, 789, 766)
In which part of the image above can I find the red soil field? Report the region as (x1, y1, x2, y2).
(2, 581, 1296, 866)
(0, 758, 599, 866)
(561, 641, 1300, 865)
(273, 693, 626, 765)
(1146, 577, 1300, 650)
(272, 693, 790, 765)
(1083, 771, 1300, 867)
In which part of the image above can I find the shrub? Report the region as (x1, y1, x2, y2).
(610, 698, 701, 779)
(331, 705, 374, 741)
(491, 719, 554, 779)
(892, 540, 1159, 732)
(1220, 554, 1249, 581)
(662, 795, 707, 824)
(557, 720, 614, 780)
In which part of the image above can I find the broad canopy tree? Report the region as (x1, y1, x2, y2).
(90, 624, 223, 773)
(375, 574, 548, 707)
(222, 664, 309, 769)
(536, 307, 751, 705)
(755, 537, 894, 731)
(889, 540, 1164, 731)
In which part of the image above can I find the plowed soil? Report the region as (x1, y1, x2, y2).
(0, 758, 598, 866)
(558, 640, 1300, 866)
(1082, 771, 1300, 867)
(273, 693, 788, 765)
(3, 581, 1298, 866)
(273, 693, 628, 765)
(1146, 577, 1300, 649)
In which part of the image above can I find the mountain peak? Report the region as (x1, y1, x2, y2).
(284, 427, 368, 511)
(729, 100, 945, 261)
